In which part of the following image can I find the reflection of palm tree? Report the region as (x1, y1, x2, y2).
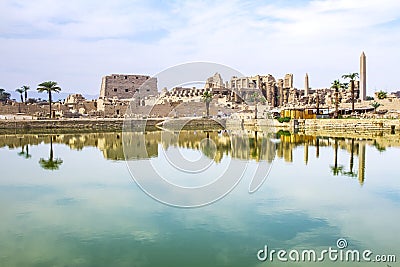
(18, 145, 32, 159)
(331, 165, 344, 176)
(39, 137, 63, 170)
(250, 131, 259, 159)
(330, 138, 344, 176)
(200, 132, 215, 159)
(342, 139, 357, 178)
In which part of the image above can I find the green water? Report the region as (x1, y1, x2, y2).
(0, 131, 399, 266)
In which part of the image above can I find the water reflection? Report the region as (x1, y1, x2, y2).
(39, 137, 63, 171)
(0, 130, 399, 267)
(0, 131, 398, 185)
(17, 144, 32, 159)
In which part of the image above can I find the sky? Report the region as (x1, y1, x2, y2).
(1, 0, 400, 97)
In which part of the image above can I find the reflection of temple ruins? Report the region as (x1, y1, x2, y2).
(0, 131, 378, 185)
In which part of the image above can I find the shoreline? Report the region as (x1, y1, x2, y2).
(0, 117, 399, 134)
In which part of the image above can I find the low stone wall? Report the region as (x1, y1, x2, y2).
(0, 103, 45, 115)
(2, 117, 399, 134)
(0, 119, 164, 133)
(0, 118, 228, 133)
(160, 118, 226, 130)
(301, 119, 400, 132)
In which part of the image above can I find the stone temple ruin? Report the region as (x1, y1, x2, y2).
(95, 71, 364, 118)
(97, 74, 157, 116)
(96, 52, 369, 118)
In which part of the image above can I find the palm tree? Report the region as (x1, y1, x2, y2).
(37, 81, 61, 118)
(15, 88, 24, 113)
(342, 73, 359, 114)
(0, 89, 11, 103)
(370, 101, 381, 113)
(15, 88, 24, 103)
(39, 137, 63, 170)
(331, 80, 344, 119)
(377, 90, 387, 100)
(21, 85, 30, 103)
(202, 91, 213, 118)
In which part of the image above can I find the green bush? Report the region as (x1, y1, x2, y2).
(277, 117, 291, 123)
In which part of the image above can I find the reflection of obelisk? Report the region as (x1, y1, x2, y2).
(304, 73, 309, 96)
(360, 52, 367, 101)
(358, 142, 366, 185)
(304, 143, 309, 165)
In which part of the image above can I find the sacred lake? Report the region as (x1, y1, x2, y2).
(0, 131, 399, 266)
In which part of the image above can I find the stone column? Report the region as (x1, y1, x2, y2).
(304, 73, 309, 96)
(360, 52, 367, 101)
(278, 79, 284, 106)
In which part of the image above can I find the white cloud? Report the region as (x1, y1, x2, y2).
(1, 0, 400, 95)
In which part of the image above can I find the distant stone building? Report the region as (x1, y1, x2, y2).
(64, 93, 97, 116)
(97, 74, 158, 117)
(205, 73, 224, 89)
(99, 74, 157, 100)
(65, 94, 86, 104)
(284, 74, 293, 88)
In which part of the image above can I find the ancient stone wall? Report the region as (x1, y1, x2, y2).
(99, 74, 157, 100)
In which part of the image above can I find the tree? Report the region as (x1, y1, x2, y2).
(342, 73, 359, 114)
(15, 88, 24, 113)
(202, 91, 213, 118)
(0, 88, 11, 103)
(370, 101, 381, 113)
(37, 81, 61, 118)
(15, 88, 24, 103)
(377, 90, 387, 100)
(21, 85, 30, 103)
(331, 80, 344, 119)
(39, 137, 63, 170)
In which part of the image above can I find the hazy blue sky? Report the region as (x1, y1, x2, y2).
(1, 0, 400, 96)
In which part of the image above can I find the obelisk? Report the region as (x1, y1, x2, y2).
(360, 52, 366, 101)
(304, 73, 309, 96)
